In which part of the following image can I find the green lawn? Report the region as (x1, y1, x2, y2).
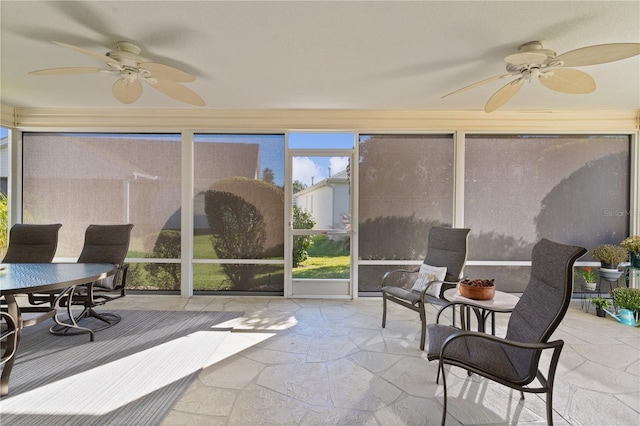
(128, 234, 350, 289)
(293, 235, 350, 279)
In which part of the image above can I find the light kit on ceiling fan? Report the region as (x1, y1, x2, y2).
(442, 41, 640, 112)
(29, 41, 205, 106)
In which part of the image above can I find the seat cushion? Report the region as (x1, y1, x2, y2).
(382, 286, 421, 304)
(94, 275, 116, 290)
(426, 323, 522, 382)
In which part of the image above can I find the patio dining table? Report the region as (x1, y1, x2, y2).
(0, 262, 115, 396)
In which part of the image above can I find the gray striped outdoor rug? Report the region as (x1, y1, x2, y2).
(0, 310, 243, 425)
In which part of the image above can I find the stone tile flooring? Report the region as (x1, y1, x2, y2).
(107, 295, 640, 425)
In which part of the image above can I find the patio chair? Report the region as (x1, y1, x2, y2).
(2, 223, 62, 327)
(2, 223, 62, 263)
(381, 226, 470, 350)
(50, 224, 133, 336)
(427, 238, 586, 426)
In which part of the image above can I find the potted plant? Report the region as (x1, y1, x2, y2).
(590, 245, 628, 280)
(610, 287, 640, 326)
(589, 297, 611, 317)
(621, 236, 640, 267)
(578, 267, 598, 291)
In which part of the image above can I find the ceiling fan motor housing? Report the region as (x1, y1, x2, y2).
(106, 42, 148, 67)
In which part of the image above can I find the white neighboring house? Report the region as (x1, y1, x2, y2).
(294, 170, 350, 230)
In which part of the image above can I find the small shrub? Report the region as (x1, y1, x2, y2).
(611, 287, 640, 311)
(292, 206, 315, 267)
(591, 244, 628, 265)
(144, 230, 181, 290)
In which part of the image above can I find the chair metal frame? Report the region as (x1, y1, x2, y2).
(48, 224, 133, 337)
(1, 311, 18, 366)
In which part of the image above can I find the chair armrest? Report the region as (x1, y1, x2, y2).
(420, 280, 459, 303)
(442, 331, 563, 353)
(380, 267, 420, 288)
(439, 330, 564, 385)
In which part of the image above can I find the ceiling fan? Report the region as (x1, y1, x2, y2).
(29, 41, 205, 106)
(442, 41, 640, 112)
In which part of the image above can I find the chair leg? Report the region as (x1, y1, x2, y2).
(50, 307, 121, 338)
(381, 293, 387, 328)
(419, 303, 426, 350)
(440, 362, 448, 426)
(546, 390, 553, 426)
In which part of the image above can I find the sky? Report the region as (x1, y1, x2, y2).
(289, 132, 353, 188)
(292, 155, 349, 188)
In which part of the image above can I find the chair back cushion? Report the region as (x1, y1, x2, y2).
(2, 223, 62, 263)
(504, 238, 586, 376)
(77, 224, 133, 265)
(77, 224, 133, 289)
(423, 227, 470, 297)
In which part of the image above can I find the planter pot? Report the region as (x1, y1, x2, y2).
(599, 268, 623, 281)
(631, 252, 640, 268)
(595, 308, 607, 317)
(600, 262, 618, 270)
(584, 281, 597, 291)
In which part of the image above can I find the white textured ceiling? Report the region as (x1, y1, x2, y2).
(1, 1, 639, 111)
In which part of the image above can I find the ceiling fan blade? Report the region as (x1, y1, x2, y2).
(29, 67, 103, 75)
(53, 41, 122, 67)
(139, 62, 195, 82)
(442, 73, 512, 98)
(504, 52, 548, 65)
(539, 68, 596, 94)
(148, 79, 205, 106)
(554, 43, 640, 67)
(112, 78, 143, 104)
(485, 78, 524, 113)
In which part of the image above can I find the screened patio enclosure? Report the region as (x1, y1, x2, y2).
(3, 124, 637, 298)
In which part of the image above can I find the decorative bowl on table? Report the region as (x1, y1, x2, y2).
(459, 279, 495, 300)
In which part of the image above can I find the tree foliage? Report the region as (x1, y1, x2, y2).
(293, 180, 306, 194)
(262, 167, 275, 184)
(0, 193, 7, 253)
(205, 190, 267, 288)
(292, 205, 315, 267)
(209, 176, 284, 254)
(144, 230, 181, 290)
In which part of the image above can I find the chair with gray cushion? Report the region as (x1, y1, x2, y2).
(2, 223, 62, 263)
(50, 224, 133, 336)
(2, 223, 62, 327)
(381, 226, 470, 350)
(427, 238, 586, 426)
